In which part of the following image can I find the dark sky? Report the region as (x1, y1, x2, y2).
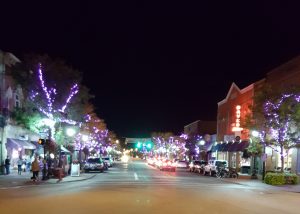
(1, 1, 300, 137)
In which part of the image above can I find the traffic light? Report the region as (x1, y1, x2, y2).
(136, 142, 141, 148)
(146, 143, 152, 149)
(38, 139, 45, 145)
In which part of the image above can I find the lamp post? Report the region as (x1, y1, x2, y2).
(66, 127, 76, 175)
(80, 134, 88, 168)
(262, 143, 266, 180)
(199, 140, 205, 160)
(41, 118, 55, 181)
(252, 130, 266, 180)
(250, 131, 260, 180)
(42, 128, 51, 180)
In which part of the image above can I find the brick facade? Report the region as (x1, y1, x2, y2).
(217, 83, 254, 142)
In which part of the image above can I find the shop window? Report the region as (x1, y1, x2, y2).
(276, 148, 293, 171)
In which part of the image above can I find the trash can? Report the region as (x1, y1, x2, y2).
(54, 168, 63, 180)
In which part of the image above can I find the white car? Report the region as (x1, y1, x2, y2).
(203, 160, 228, 176)
(176, 160, 188, 168)
(102, 157, 114, 167)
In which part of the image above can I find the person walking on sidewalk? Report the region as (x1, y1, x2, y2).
(17, 156, 23, 175)
(31, 157, 40, 181)
(5, 156, 10, 175)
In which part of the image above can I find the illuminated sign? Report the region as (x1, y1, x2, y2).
(232, 105, 243, 132)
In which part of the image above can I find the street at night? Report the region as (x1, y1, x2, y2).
(1, 1, 300, 214)
(0, 159, 299, 214)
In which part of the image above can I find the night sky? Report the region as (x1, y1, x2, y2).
(1, 1, 300, 137)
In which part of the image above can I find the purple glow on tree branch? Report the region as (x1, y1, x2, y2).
(38, 63, 53, 113)
(59, 84, 79, 113)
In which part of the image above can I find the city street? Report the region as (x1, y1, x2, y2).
(0, 159, 299, 214)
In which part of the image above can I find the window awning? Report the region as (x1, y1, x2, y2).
(60, 145, 71, 153)
(7, 138, 36, 150)
(228, 141, 249, 152)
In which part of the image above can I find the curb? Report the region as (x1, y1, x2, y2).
(46, 173, 98, 184)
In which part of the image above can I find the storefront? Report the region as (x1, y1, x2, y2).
(6, 138, 36, 169)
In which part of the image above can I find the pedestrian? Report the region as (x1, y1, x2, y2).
(26, 156, 31, 172)
(5, 156, 10, 175)
(22, 158, 26, 172)
(17, 156, 23, 175)
(31, 157, 40, 181)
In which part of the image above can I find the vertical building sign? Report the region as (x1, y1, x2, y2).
(232, 105, 243, 132)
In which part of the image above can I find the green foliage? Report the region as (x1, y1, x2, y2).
(265, 173, 299, 185)
(54, 128, 64, 146)
(11, 107, 43, 133)
(265, 173, 285, 185)
(247, 139, 263, 156)
(284, 173, 299, 184)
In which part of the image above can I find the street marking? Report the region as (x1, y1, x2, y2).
(134, 173, 139, 180)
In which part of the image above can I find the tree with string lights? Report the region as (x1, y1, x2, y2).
(245, 84, 300, 174)
(151, 132, 187, 160)
(263, 93, 300, 173)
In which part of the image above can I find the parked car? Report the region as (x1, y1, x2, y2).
(147, 157, 156, 166)
(103, 161, 109, 171)
(103, 157, 114, 167)
(203, 160, 228, 176)
(176, 160, 188, 168)
(83, 157, 105, 173)
(188, 160, 207, 173)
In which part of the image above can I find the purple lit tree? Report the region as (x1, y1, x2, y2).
(73, 111, 110, 159)
(152, 132, 187, 160)
(263, 93, 300, 172)
(23, 54, 93, 123)
(29, 63, 79, 125)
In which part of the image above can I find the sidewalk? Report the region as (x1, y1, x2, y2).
(46, 173, 97, 184)
(223, 177, 300, 193)
(0, 170, 96, 187)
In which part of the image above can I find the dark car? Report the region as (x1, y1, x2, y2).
(83, 157, 105, 173)
(189, 160, 207, 173)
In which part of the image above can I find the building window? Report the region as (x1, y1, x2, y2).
(15, 94, 20, 108)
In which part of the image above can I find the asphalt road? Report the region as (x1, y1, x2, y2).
(0, 159, 299, 214)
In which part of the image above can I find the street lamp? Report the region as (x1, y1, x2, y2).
(251, 130, 259, 138)
(66, 128, 76, 137)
